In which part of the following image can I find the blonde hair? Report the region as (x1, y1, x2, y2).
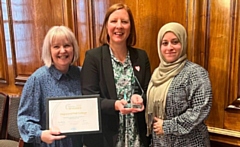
(41, 26, 79, 67)
(99, 3, 136, 46)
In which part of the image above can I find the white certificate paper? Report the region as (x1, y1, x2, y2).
(46, 95, 101, 135)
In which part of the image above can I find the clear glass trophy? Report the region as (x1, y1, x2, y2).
(124, 75, 144, 109)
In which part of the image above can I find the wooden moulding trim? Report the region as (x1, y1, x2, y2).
(15, 75, 29, 86)
(0, 79, 7, 84)
(208, 126, 240, 138)
(226, 98, 240, 110)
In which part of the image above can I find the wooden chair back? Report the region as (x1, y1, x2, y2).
(0, 92, 8, 139)
(0, 95, 24, 147)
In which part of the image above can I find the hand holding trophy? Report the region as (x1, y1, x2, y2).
(124, 75, 144, 111)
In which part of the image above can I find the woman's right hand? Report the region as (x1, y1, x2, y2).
(41, 129, 66, 144)
(115, 99, 133, 114)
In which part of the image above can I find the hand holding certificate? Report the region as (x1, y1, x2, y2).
(46, 95, 101, 135)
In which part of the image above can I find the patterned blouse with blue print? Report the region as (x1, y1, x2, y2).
(110, 48, 145, 147)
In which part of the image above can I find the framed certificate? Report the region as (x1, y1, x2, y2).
(46, 94, 101, 135)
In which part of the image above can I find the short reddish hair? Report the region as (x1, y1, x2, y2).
(99, 3, 136, 46)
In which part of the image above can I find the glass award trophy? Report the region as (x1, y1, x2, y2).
(124, 75, 144, 109)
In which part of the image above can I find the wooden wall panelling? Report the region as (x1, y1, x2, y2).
(206, 0, 231, 128)
(87, 0, 188, 72)
(210, 130, 240, 146)
(63, 0, 75, 30)
(75, 0, 130, 65)
(0, 0, 22, 94)
(198, 0, 210, 69)
(0, 0, 72, 94)
(10, 0, 37, 85)
(186, 0, 209, 67)
(62, 0, 82, 65)
(235, 1, 240, 110)
(206, 1, 240, 145)
(87, 0, 240, 145)
(133, 0, 187, 71)
(91, 0, 122, 48)
(186, 0, 214, 127)
(0, 1, 8, 84)
(186, 0, 200, 64)
(185, 0, 240, 145)
(12, 0, 69, 85)
(221, 1, 240, 144)
(75, 0, 94, 66)
(0, 0, 239, 145)
(226, 0, 240, 110)
(130, 0, 161, 71)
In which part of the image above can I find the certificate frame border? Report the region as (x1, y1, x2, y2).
(46, 94, 102, 135)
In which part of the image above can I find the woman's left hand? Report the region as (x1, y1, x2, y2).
(153, 117, 164, 135)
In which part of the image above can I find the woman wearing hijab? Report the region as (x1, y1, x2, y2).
(146, 22, 212, 147)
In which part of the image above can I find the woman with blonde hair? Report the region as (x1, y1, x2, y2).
(18, 26, 83, 147)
